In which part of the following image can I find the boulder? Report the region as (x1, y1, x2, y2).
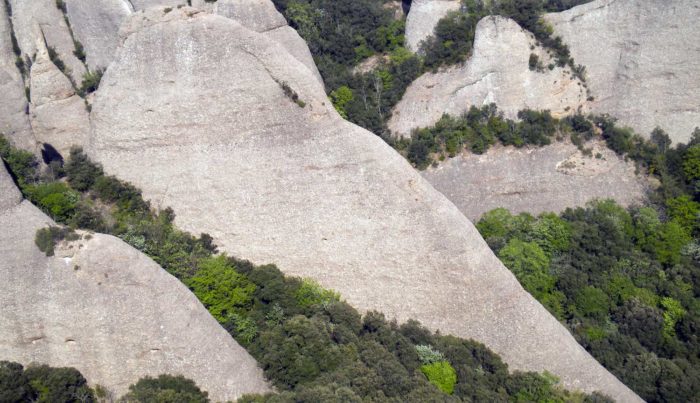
(0, 163, 270, 401)
(405, 0, 461, 52)
(389, 16, 588, 137)
(545, 0, 700, 143)
(422, 140, 648, 220)
(0, 0, 32, 149)
(87, 8, 640, 401)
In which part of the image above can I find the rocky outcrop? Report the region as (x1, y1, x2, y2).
(422, 140, 648, 220)
(405, 0, 461, 52)
(28, 39, 89, 157)
(545, 0, 700, 143)
(87, 8, 640, 401)
(389, 16, 588, 137)
(9, 0, 87, 85)
(64, 0, 131, 70)
(0, 164, 269, 401)
(0, 0, 32, 149)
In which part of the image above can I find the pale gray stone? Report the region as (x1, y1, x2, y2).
(28, 39, 89, 157)
(405, 0, 461, 52)
(422, 140, 648, 221)
(87, 9, 640, 401)
(545, 0, 700, 143)
(390, 16, 588, 137)
(9, 0, 87, 85)
(0, 164, 270, 401)
(64, 0, 132, 70)
(0, 0, 32, 148)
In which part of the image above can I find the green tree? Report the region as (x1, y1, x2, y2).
(420, 361, 457, 394)
(186, 256, 256, 322)
(121, 375, 208, 403)
(682, 144, 700, 181)
(330, 85, 354, 119)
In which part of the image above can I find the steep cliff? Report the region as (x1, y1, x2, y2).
(545, 0, 700, 143)
(390, 16, 588, 137)
(0, 163, 269, 401)
(86, 8, 640, 401)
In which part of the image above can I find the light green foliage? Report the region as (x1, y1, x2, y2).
(656, 220, 692, 265)
(682, 144, 700, 181)
(665, 195, 700, 235)
(531, 212, 571, 256)
(498, 239, 551, 296)
(330, 85, 353, 119)
(420, 361, 457, 395)
(295, 278, 340, 308)
(228, 314, 258, 345)
(574, 286, 610, 318)
(26, 183, 79, 221)
(415, 345, 445, 365)
(660, 297, 686, 339)
(632, 207, 662, 253)
(477, 208, 514, 240)
(186, 256, 256, 323)
(389, 46, 413, 65)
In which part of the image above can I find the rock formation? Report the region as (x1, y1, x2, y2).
(405, 0, 461, 52)
(87, 8, 640, 401)
(422, 140, 648, 220)
(0, 163, 269, 401)
(545, 0, 700, 144)
(0, 0, 32, 150)
(389, 16, 588, 137)
(28, 38, 89, 157)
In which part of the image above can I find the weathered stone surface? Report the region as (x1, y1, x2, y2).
(405, 0, 461, 52)
(130, 0, 184, 10)
(0, 0, 32, 148)
(423, 140, 648, 221)
(9, 0, 87, 84)
(88, 9, 640, 401)
(389, 16, 588, 137)
(545, 0, 700, 143)
(264, 25, 324, 84)
(0, 164, 269, 401)
(64, 0, 131, 70)
(28, 40, 89, 157)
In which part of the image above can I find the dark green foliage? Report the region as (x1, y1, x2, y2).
(64, 147, 103, 191)
(0, 361, 32, 402)
(121, 375, 209, 403)
(398, 105, 559, 168)
(77, 69, 103, 97)
(34, 226, 78, 256)
(479, 199, 700, 401)
(0, 136, 39, 189)
(278, 81, 306, 108)
(55, 0, 67, 13)
(421, 8, 483, 70)
(0, 362, 96, 403)
(542, 0, 593, 12)
(73, 40, 86, 62)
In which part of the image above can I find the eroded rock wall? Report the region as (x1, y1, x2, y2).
(0, 163, 269, 401)
(390, 16, 588, 137)
(545, 0, 700, 143)
(87, 8, 640, 401)
(405, 0, 461, 52)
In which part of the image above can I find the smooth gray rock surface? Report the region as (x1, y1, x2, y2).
(390, 16, 588, 137)
(87, 9, 640, 401)
(0, 164, 270, 401)
(28, 39, 89, 156)
(405, 0, 461, 52)
(0, 0, 32, 148)
(64, 0, 131, 70)
(545, 0, 700, 143)
(422, 140, 648, 220)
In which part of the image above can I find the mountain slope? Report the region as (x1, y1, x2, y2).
(86, 8, 640, 401)
(0, 163, 270, 401)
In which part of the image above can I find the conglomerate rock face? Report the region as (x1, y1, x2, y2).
(545, 0, 700, 144)
(422, 140, 648, 221)
(0, 0, 32, 148)
(0, 164, 269, 401)
(389, 16, 588, 137)
(405, 0, 461, 52)
(87, 8, 640, 401)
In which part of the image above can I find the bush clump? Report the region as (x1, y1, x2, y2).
(34, 226, 79, 256)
